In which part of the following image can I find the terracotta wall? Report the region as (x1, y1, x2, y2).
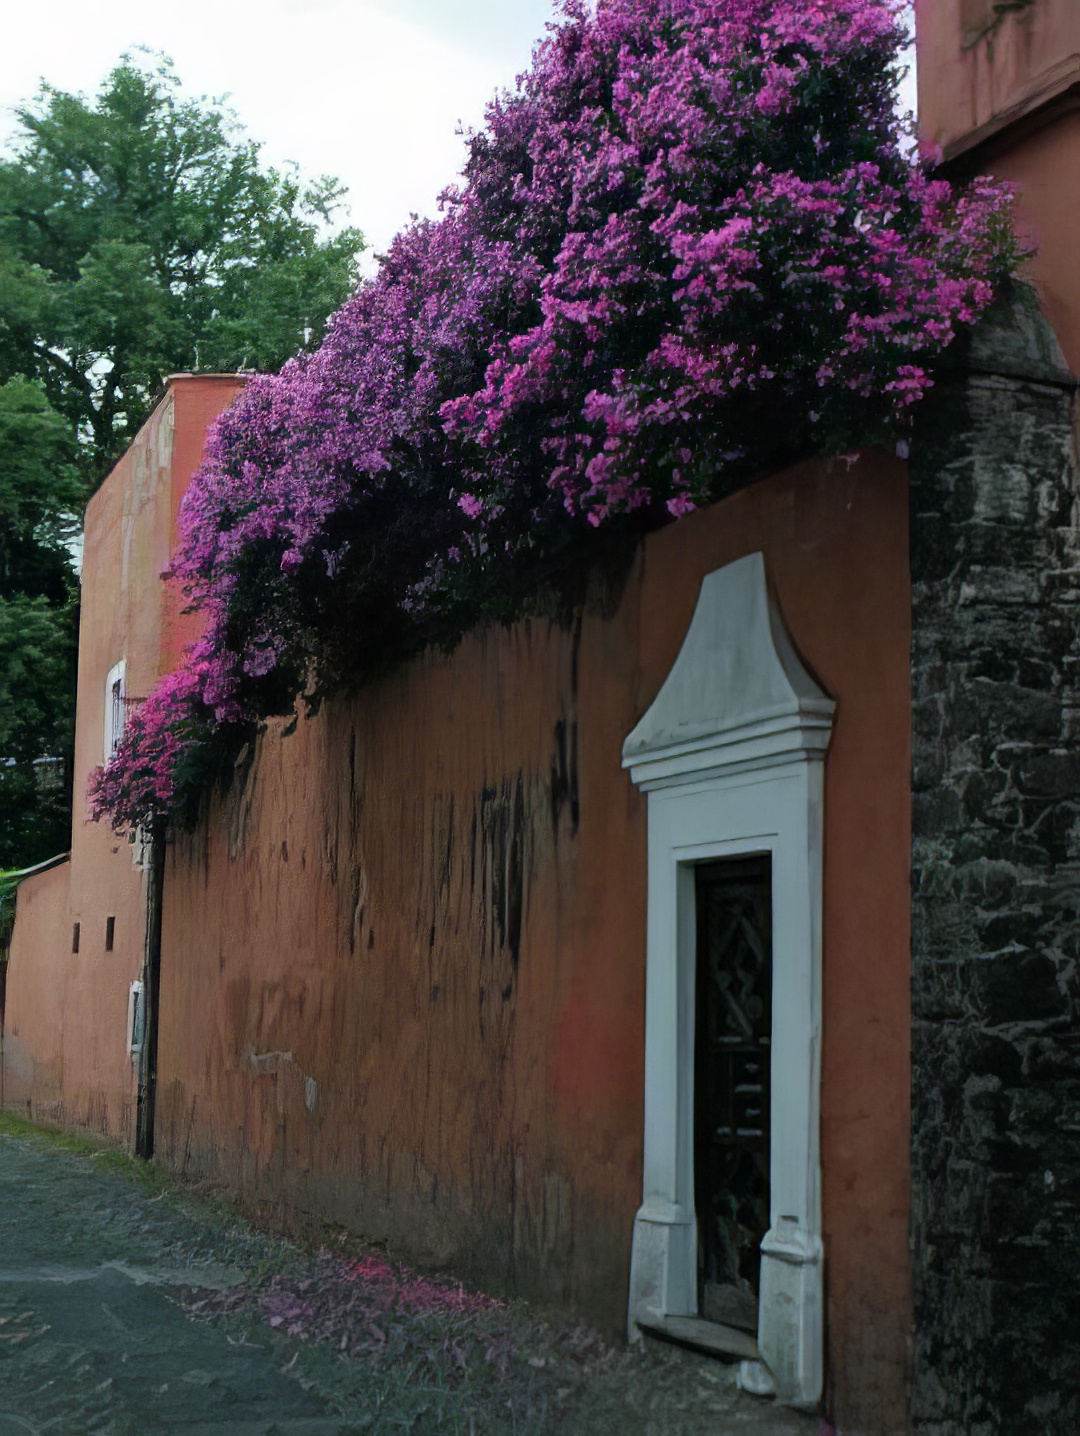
(917, 0, 1080, 155)
(916, 0, 1080, 372)
(973, 113, 1080, 373)
(156, 452, 912, 1432)
(2, 861, 73, 1118)
(2, 376, 244, 1141)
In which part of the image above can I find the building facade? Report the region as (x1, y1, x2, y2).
(2, 376, 245, 1142)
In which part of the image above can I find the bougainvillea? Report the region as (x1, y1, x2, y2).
(87, 662, 224, 831)
(91, 0, 1019, 835)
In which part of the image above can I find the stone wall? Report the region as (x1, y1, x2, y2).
(910, 288, 1080, 1434)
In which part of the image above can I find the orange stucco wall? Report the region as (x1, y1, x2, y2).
(917, 0, 1080, 154)
(156, 452, 912, 1432)
(973, 113, 1080, 373)
(916, 0, 1080, 372)
(3, 861, 73, 1117)
(2, 376, 244, 1141)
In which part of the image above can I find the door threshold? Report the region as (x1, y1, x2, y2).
(637, 1311, 759, 1361)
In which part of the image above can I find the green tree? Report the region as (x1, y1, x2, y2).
(0, 53, 364, 485)
(0, 55, 365, 865)
(0, 377, 80, 867)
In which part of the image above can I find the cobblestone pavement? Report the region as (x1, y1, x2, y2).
(0, 1122, 822, 1435)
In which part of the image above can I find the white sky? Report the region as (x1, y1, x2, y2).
(0, 0, 562, 267)
(0, 1, 918, 273)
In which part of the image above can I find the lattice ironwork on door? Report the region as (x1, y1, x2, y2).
(694, 855, 772, 1332)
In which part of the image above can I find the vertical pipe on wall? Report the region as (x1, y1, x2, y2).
(136, 837, 164, 1159)
(0, 951, 7, 1112)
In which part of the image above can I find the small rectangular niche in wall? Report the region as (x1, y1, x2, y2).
(105, 916, 115, 951)
(71, 921, 80, 954)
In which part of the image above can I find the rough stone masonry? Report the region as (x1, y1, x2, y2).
(910, 285, 1080, 1435)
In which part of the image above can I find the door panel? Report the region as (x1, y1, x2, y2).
(694, 856, 772, 1332)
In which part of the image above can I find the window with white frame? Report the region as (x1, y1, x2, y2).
(104, 660, 126, 759)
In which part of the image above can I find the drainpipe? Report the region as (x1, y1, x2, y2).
(0, 948, 7, 1112)
(136, 835, 165, 1160)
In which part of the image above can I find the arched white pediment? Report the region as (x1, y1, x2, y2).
(623, 552, 834, 790)
(625, 552, 832, 756)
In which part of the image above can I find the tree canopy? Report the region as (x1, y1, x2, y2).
(0, 54, 364, 486)
(0, 377, 80, 866)
(92, 0, 1020, 836)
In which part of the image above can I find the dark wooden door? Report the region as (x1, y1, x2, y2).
(694, 856, 772, 1332)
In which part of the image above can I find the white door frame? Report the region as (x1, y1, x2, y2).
(623, 552, 833, 1407)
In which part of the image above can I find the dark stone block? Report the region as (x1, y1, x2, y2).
(1018, 752, 1080, 799)
(977, 910, 1047, 952)
(991, 835, 1057, 869)
(982, 1171, 1051, 1240)
(962, 1030, 1025, 1085)
(956, 766, 1013, 823)
(910, 511, 961, 580)
(913, 971, 967, 1024)
(966, 643, 1055, 689)
(912, 900, 981, 961)
(952, 825, 1006, 864)
(1024, 1034, 1080, 1080)
(950, 679, 1061, 744)
(967, 951, 1066, 1027)
(913, 785, 965, 835)
(961, 521, 1042, 570)
(983, 1132, 1050, 1178)
(948, 856, 1024, 907)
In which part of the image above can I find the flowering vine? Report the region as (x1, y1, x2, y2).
(91, 0, 1019, 835)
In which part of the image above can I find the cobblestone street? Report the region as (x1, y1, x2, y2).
(0, 1120, 821, 1435)
(0, 1123, 346, 1435)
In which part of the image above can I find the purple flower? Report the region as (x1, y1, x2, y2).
(92, 0, 1019, 834)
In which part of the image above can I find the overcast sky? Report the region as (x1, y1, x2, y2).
(0, 1, 917, 272)
(0, 0, 561, 265)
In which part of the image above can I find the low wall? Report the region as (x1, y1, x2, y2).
(2, 859, 141, 1139)
(156, 452, 913, 1432)
(2, 863, 70, 1119)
